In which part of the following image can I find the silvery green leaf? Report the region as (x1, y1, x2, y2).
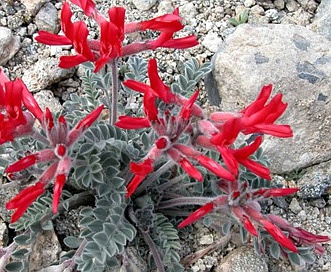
(222, 222, 232, 235)
(300, 252, 315, 264)
(11, 248, 29, 259)
(14, 234, 31, 246)
(288, 252, 302, 267)
(5, 261, 24, 272)
(270, 242, 280, 259)
(63, 236, 82, 249)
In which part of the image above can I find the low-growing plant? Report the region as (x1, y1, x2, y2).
(0, 0, 329, 271)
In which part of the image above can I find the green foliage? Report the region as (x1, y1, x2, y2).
(149, 214, 184, 271)
(229, 9, 249, 27)
(171, 58, 212, 96)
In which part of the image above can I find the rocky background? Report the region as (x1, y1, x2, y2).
(0, 0, 330, 271)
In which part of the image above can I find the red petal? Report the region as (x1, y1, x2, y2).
(196, 155, 235, 181)
(35, 31, 72, 45)
(161, 35, 199, 49)
(75, 105, 104, 131)
(231, 206, 258, 237)
(179, 157, 203, 181)
(69, 0, 96, 17)
(179, 90, 199, 121)
(178, 202, 214, 228)
(126, 175, 145, 198)
(115, 116, 150, 129)
(262, 219, 298, 252)
(148, 59, 175, 103)
(241, 84, 272, 116)
(53, 174, 66, 213)
(6, 154, 37, 173)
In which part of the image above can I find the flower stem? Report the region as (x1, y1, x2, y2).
(158, 196, 214, 210)
(135, 160, 175, 195)
(110, 58, 119, 125)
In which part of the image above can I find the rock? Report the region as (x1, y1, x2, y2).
(22, 57, 75, 92)
(21, 0, 49, 17)
(35, 2, 59, 33)
(289, 198, 302, 213)
(285, 0, 299, 12)
(7, 10, 26, 30)
(34, 90, 62, 114)
(201, 32, 223, 53)
(29, 229, 62, 271)
(132, 0, 157, 11)
(244, 0, 256, 8)
(208, 24, 331, 173)
(215, 246, 268, 272)
(310, 0, 331, 41)
(297, 160, 331, 199)
(274, 0, 285, 10)
(199, 234, 213, 245)
(179, 2, 198, 24)
(0, 27, 20, 65)
(0, 220, 8, 247)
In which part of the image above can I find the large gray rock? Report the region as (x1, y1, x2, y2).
(207, 24, 331, 174)
(310, 0, 331, 41)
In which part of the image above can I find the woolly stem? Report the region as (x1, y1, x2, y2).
(110, 58, 119, 125)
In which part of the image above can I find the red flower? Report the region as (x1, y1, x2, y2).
(94, 7, 125, 72)
(240, 84, 293, 137)
(0, 68, 43, 144)
(6, 105, 104, 222)
(36, 2, 95, 68)
(6, 182, 45, 223)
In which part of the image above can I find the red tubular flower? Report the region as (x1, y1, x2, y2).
(6, 182, 45, 223)
(240, 85, 293, 137)
(253, 188, 300, 198)
(178, 202, 214, 229)
(69, 0, 96, 17)
(126, 159, 154, 198)
(232, 136, 271, 180)
(231, 206, 258, 237)
(93, 7, 125, 72)
(36, 2, 95, 68)
(267, 214, 330, 253)
(243, 205, 298, 253)
(115, 116, 150, 129)
(5, 105, 104, 222)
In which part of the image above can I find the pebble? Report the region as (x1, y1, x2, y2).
(35, 2, 59, 33)
(244, 0, 256, 8)
(274, 0, 285, 10)
(132, 0, 157, 11)
(289, 198, 302, 214)
(0, 27, 21, 65)
(286, 0, 299, 12)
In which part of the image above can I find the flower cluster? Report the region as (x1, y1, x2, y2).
(0, 0, 329, 270)
(0, 69, 103, 223)
(178, 178, 329, 255)
(35, 0, 198, 72)
(116, 59, 292, 197)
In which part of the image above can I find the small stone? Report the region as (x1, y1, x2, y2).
(0, 220, 8, 247)
(297, 210, 307, 221)
(35, 2, 59, 33)
(244, 0, 256, 8)
(0, 27, 20, 65)
(274, 0, 285, 10)
(29, 229, 62, 271)
(265, 9, 279, 21)
(21, 0, 49, 17)
(132, 0, 157, 11)
(310, 198, 326, 208)
(289, 198, 302, 214)
(286, 0, 299, 12)
(202, 32, 223, 53)
(199, 234, 213, 245)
